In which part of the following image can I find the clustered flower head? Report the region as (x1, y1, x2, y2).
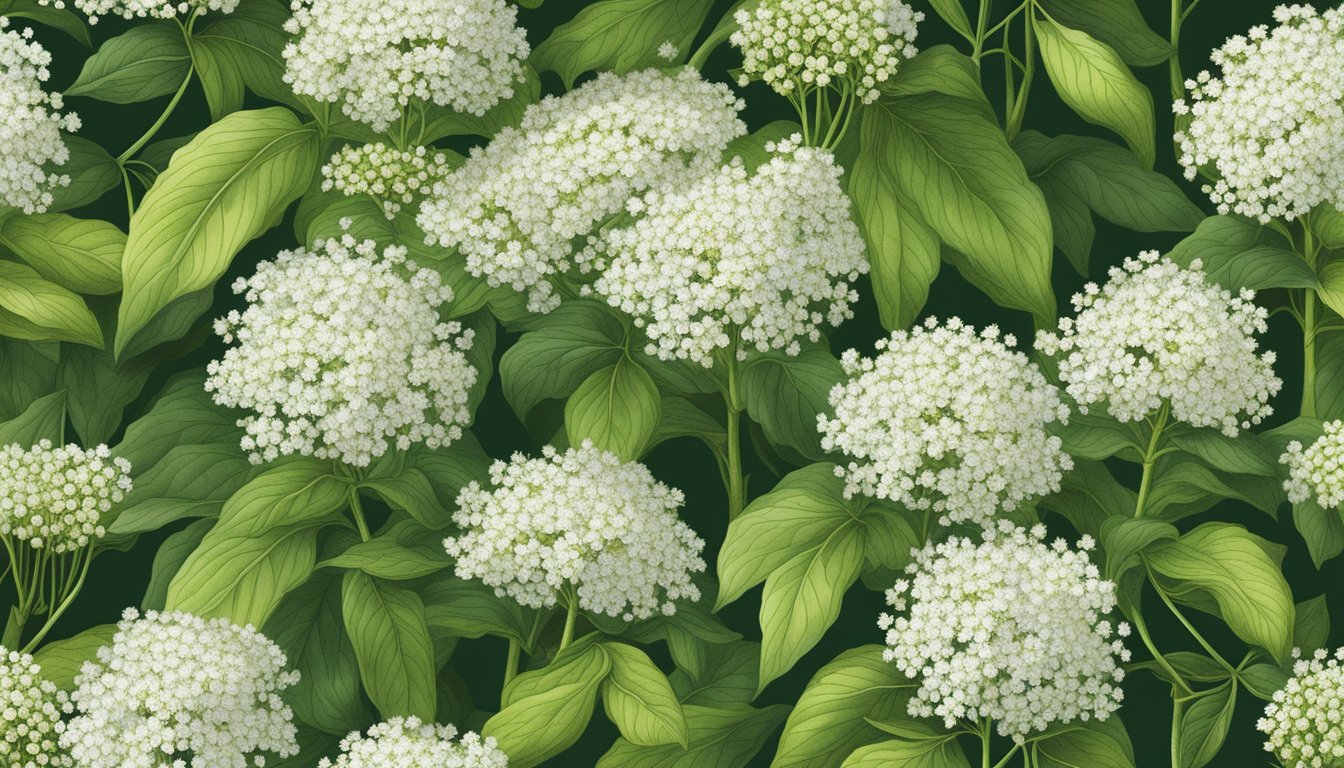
(322, 143, 454, 219)
(0, 440, 132, 553)
(35, 0, 237, 23)
(444, 442, 706, 621)
(578, 135, 866, 367)
(417, 68, 746, 314)
(0, 18, 79, 214)
(818, 317, 1072, 528)
(62, 609, 300, 768)
(1258, 647, 1344, 767)
(1173, 4, 1344, 222)
(0, 647, 72, 768)
(283, 0, 529, 131)
(879, 522, 1130, 743)
(205, 229, 477, 467)
(731, 0, 922, 104)
(318, 717, 508, 768)
(1036, 251, 1280, 436)
(1283, 420, 1344, 509)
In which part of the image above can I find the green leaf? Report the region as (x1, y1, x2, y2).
(565, 356, 661, 461)
(532, 0, 716, 88)
(1039, 459, 1136, 539)
(1167, 216, 1313, 291)
(1176, 683, 1235, 768)
(597, 703, 790, 768)
(883, 46, 990, 107)
(359, 469, 450, 529)
(1316, 261, 1344, 319)
(0, 389, 65, 447)
(1294, 595, 1331, 653)
(601, 641, 689, 748)
(669, 640, 760, 707)
(190, 37, 245, 120)
(500, 300, 624, 420)
(31, 623, 116, 690)
(771, 646, 917, 768)
(1099, 517, 1178, 581)
(1035, 17, 1156, 168)
(1239, 664, 1290, 701)
(1052, 413, 1138, 461)
(1, 0, 92, 46)
(0, 261, 102, 347)
(422, 65, 541, 142)
(841, 739, 968, 768)
(1036, 0, 1173, 66)
(342, 570, 437, 720)
(320, 533, 449, 580)
(190, 0, 306, 112)
(115, 107, 320, 358)
(48, 136, 120, 213)
(142, 517, 214, 611)
(486, 638, 611, 768)
(57, 331, 161, 445)
(65, 25, 191, 103)
(1166, 426, 1277, 477)
(420, 577, 545, 650)
(0, 213, 122, 295)
(925, 0, 973, 41)
(863, 92, 1054, 323)
(1035, 718, 1135, 768)
(740, 348, 844, 463)
(1146, 523, 1295, 663)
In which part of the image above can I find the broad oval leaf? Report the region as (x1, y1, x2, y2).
(0, 261, 102, 347)
(0, 213, 123, 294)
(841, 738, 968, 768)
(1176, 683, 1236, 768)
(486, 638, 611, 768)
(342, 570, 437, 720)
(600, 641, 690, 748)
(564, 356, 661, 461)
(533, 0, 716, 88)
(1035, 717, 1136, 768)
(64, 25, 191, 104)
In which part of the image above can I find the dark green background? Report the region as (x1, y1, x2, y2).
(19, 0, 1338, 765)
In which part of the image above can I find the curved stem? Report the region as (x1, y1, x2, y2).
(1004, 6, 1035, 140)
(1148, 568, 1237, 675)
(21, 549, 92, 654)
(990, 744, 1022, 768)
(503, 637, 521, 687)
(1131, 610, 1193, 696)
(117, 64, 194, 164)
(559, 591, 579, 652)
(1133, 403, 1170, 518)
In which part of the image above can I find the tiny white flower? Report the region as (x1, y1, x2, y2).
(0, 440, 131, 553)
(318, 717, 507, 768)
(0, 18, 79, 213)
(0, 646, 72, 768)
(321, 143, 454, 219)
(1283, 420, 1344, 508)
(1258, 647, 1344, 767)
(36, 0, 236, 22)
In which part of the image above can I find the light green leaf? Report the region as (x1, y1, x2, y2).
(1239, 664, 1290, 701)
(740, 348, 844, 463)
(533, 0, 716, 88)
(359, 469, 450, 529)
(31, 623, 116, 690)
(420, 578, 545, 651)
(925, 0, 973, 41)
(0, 213, 122, 295)
(65, 25, 191, 103)
(565, 356, 661, 461)
(142, 517, 214, 611)
(1167, 216, 1313, 292)
(884, 45, 989, 107)
(1099, 517, 1178, 581)
(601, 641, 690, 748)
(1035, 718, 1136, 768)
(841, 738, 968, 768)
(597, 703, 790, 768)
(1037, 0, 1173, 66)
(115, 107, 319, 358)
(320, 534, 449, 580)
(1316, 261, 1344, 319)
(1, 0, 92, 46)
(342, 570, 436, 720)
(1035, 17, 1155, 167)
(190, 37, 246, 120)
(113, 371, 242, 469)
(486, 638, 611, 768)
(1176, 682, 1235, 768)
(0, 261, 102, 347)
(1051, 413, 1138, 461)
(0, 389, 65, 447)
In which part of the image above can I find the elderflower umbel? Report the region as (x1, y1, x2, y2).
(0, 647, 72, 768)
(318, 717, 508, 768)
(205, 231, 477, 467)
(1258, 647, 1344, 767)
(321, 143, 454, 219)
(579, 135, 866, 367)
(1283, 420, 1344, 509)
(36, 0, 237, 23)
(0, 440, 132, 553)
(879, 522, 1130, 743)
(818, 318, 1071, 528)
(1174, 5, 1344, 222)
(0, 18, 79, 214)
(732, 0, 922, 104)
(1036, 251, 1280, 436)
(444, 442, 706, 621)
(417, 68, 746, 314)
(283, 0, 529, 131)
(62, 609, 300, 768)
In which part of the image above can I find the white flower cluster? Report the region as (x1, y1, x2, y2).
(63, 609, 299, 768)
(283, 0, 529, 131)
(1036, 251, 1280, 436)
(417, 68, 746, 314)
(321, 143, 453, 219)
(731, 0, 922, 104)
(0, 440, 132, 553)
(1283, 420, 1344, 509)
(1258, 647, 1344, 767)
(318, 717, 508, 768)
(444, 442, 706, 621)
(818, 318, 1072, 528)
(879, 523, 1130, 742)
(36, 0, 238, 23)
(0, 647, 72, 768)
(579, 135, 866, 366)
(206, 231, 477, 468)
(0, 18, 79, 214)
(1173, 4, 1344, 222)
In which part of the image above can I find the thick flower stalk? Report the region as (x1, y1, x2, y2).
(321, 143, 454, 220)
(62, 609, 300, 768)
(283, 0, 529, 132)
(444, 442, 705, 635)
(1037, 251, 1280, 437)
(417, 67, 746, 314)
(205, 230, 477, 468)
(580, 134, 867, 368)
(0, 18, 79, 214)
(879, 522, 1130, 744)
(1258, 647, 1344, 768)
(0, 647, 72, 768)
(1284, 420, 1344, 509)
(819, 317, 1072, 530)
(318, 717, 508, 768)
(1174, 4, 1344, 224)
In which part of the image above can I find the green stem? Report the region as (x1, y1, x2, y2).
(1169, 0, 1184, 102)
(971, 0, 992, 69)
(1131, 610, 1193, 696)
(1149, 569, 1237, 674)
(980, 718, 992, 768)
(348, 484, 371, 542)
(2, 606, 27, 650)
(724, 352, 746, 521)
(117, 64, 194, 164)
(503, 637, 521, 687)
(1133, 403, 1170, 518)
(1304, 226, 1320, 418)
(990, 745, 1022, 768)
(1170, 696, 1184, 767)
(1004, 6, 1035, 139)
(22, 549, 92, 654)
(559, 591, 578, 652)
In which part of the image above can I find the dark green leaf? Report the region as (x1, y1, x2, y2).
(342, 570, 437, 720)
(598, 703, 790, 768)
(500, 299, 624, 419)
(0, 389, 65, 446)
(1176, 683, 1235, 768)
(533, 0, 716, 88)
(65, 25, 191, 103)
(741, 348, 844, 463)
(30, 624, 116, 690)
(1167, 216, 1314, 291)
